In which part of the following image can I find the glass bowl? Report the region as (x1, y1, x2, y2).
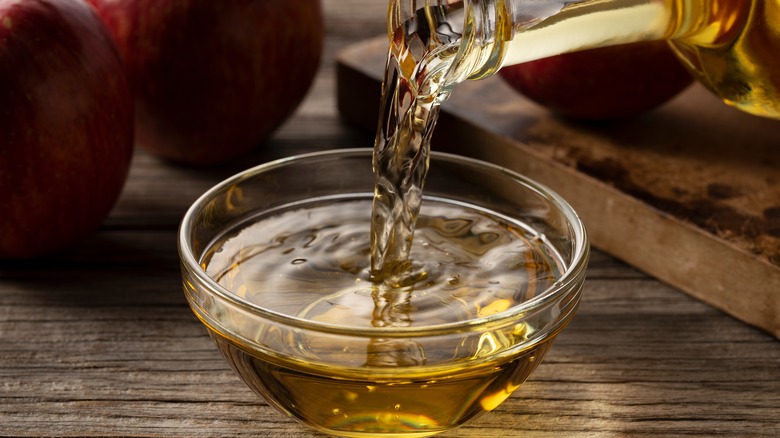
(179, 148, 589, 437)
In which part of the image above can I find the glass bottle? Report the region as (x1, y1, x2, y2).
(386, 0, 780, 119)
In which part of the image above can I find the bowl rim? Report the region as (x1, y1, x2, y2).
(178, 148, 589, 338)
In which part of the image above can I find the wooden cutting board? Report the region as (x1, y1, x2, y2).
(335, 36, 780, 339)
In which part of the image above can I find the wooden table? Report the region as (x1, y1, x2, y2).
(1, 1, 778, 436)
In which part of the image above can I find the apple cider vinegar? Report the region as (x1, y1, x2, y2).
(191, 2, 780, 437)
(200, 197, 567, 436)
(667, 0, 780, 118)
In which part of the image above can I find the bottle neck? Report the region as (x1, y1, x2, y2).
(464, 0, 677, 75)
(448, 0, 512, 82)
(503, 0, 674, 65)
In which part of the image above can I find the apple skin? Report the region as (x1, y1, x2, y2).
(499, 40, 694, 120)
(87, 0, 324, 165)
(0, 0, 134, 259)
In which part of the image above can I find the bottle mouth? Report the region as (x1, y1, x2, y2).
(178, 148, 589, 340)
(385, 1, 512, 88)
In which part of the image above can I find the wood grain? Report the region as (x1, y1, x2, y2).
(1, 1, 778, 436)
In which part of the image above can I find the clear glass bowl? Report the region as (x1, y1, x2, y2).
(179, 148, 589, 437)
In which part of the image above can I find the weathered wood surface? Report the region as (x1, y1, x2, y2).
(1, 1, 778, 436)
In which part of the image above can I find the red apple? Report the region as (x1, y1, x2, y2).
(0, 0, 134, 259)
(87, 0, 324, 165)
(499, 40, 694, 120)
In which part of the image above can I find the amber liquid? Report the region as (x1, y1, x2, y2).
(211, 332, 551, 437)
(666, 0, 780, 118)
(201, 198, 566, 437)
